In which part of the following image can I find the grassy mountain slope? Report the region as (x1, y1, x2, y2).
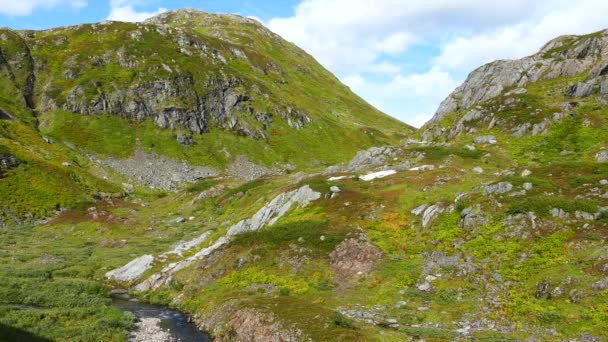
(0, 9, 413, 224)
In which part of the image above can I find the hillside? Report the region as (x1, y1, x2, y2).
(1, 13, 608, 342)
(0, 9, 412, 224)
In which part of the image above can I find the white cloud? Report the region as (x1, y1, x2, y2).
(107, 0, 166, 22)
(267, 0, 608, 126)
(0, 0, 86, 16)
(435, 0, 608, 72)
(341, 67, 458, 127)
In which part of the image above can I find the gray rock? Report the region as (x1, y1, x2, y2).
(173, 217, 186, 223)
(550, 208, 570, 219)
(411, 204, 428, 216)
(227, 186, 321, 236)
(330, 186, 341, 193)
(592, 277, 608, 291)
(176, 133, 193, 145)
(347, 146, 402, 172)
(596, 151, 608, 163)
(523, 182, 533, 191)
(567, 80, 595, 98)
(599, 179, 608, 185)
(105, 255, 154, 282)
(483, 182, 513, 195)
(473, 136, 497, 144)
(103, 149, 217, 192)
(428, 33, 606, 125)
(0, 154, 19, 177)
(575, 211, 596, 220)
(472, 166, 484, 174)
(459, 205, 487, 229)
(191, 185, 225, 204)
(422, 204, 443, 228)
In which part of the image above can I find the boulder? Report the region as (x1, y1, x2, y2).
(592, 277, 608, 291)
(483, 182, 513, 195)
(105, 255, 154, 282)
(596, 151, 608, 163)
(330, 234, 382, 280)
(473, 136, 497, 144)
(422, 204, 444, 228)
(459, 205, 487, 229)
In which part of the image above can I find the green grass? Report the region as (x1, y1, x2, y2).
(507, 196, 599, 217)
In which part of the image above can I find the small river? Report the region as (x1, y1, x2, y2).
(112, 298, 211, 341)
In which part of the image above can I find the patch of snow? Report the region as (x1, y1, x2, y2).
(359, 170, 397, 181)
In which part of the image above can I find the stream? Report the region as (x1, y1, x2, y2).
(112, 298, 211, 342)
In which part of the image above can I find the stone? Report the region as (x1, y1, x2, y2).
(597, 151, 608, 163)
(459, 205, 487, 230)
(521, 169, 532, 177)
(575, 211, 596, 220)
(600, 179, 608, 185)
(591, 277, 608, 291)
(411, 204, 428, 216)
(483, 182, 513, 195)
(174, 217, 186, 223)
(191, 185, 225, 204)
(523, 182, 533, 191)
(422, 204, 444, 228)
(330, 186, 341, 193)
(105, 255, 154, 282)
(473, 136, 497, 144)
(347, 146, 402, 172)
(330, 234, 382, 280)
(550, 208, 569, 219)
(535, 280, 550, 298)
(567, 80, 595, 98)
(472, 167, 484, 174)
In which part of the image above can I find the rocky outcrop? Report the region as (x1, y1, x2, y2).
(226, 185, 321, 236)
(459, 205, 487, 230)
(428, 31, 608, 125)
(483, 182, 513, 195)
(347, 146, 403, 172)
(105, 255, 154, 282)
(330, 233, 382, 280)
(0, 153, 19, 177)
(135, 186, 321, 291)
(421, 204, 444, 228)
(0, 29, 36, 114)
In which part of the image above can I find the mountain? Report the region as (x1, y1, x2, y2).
(1, 12, 608, 342)
(421, 30, 608, 161)
(0, 9, 412, 223)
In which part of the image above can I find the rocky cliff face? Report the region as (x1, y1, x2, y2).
(2, 9, 408, 144)
(423, 30, 608, 142)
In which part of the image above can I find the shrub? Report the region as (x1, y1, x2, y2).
(508, 196, 598, 217)
(330, 312, 355, 329)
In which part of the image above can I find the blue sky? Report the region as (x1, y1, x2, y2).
(1, 0, 607, 127)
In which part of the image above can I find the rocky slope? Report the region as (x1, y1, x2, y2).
(422, 29, 608, 147)
(0, 16, 608, 342)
